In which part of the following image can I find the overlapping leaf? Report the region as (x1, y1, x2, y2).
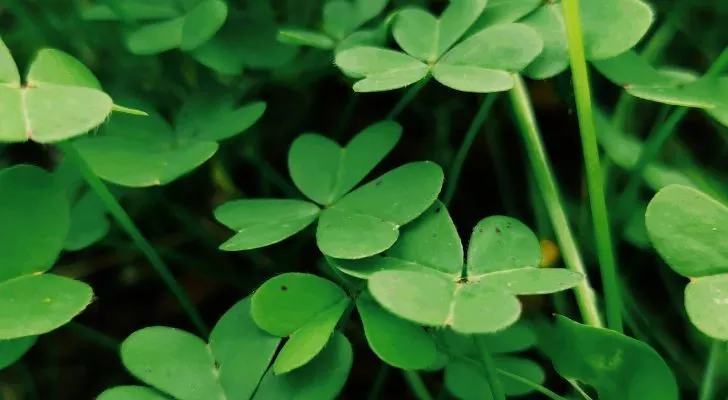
(0, 40, 112, 143)
(646, 185, 728, 339)
(340, 202, 581, 333)
(540, 316, 678, 400)
(0, 336, 37, 371)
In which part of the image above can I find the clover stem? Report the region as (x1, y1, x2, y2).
(698, 341, 724, 400)
(496, 368, 568, 400)
(402, 370, 435, 400)
(561, 0, 622, 332)
(474, 337, 506, 400)
(366, 365, 391, 400)
(66, 322, 120, 352)
(443, 93, 498, 206)
(386, 76, 432, 120)
(509, 75, 604, 328)
(58, 142, 209, 337)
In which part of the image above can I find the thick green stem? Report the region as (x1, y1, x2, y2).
(509, 75, 603, 328)
(443, 94, 498, 205)
(386, 76, 432, 120)
(561, 0, 622, 332)
(699, 341, 724, 400)
(474, 337, 506, 400)
(58, 143, 209, 337)
(402, 370, 434, 400)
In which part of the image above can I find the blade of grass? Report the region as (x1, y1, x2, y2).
(58, 142, 209, 337)
(561, 0, 622, 332)
(367, 364, 391, 400)
(386, 76, 432, 120)
(496, 368, 568, 400)
(402, 370, 435, 400)
(699, 341, 724, 400)
(509, 75, 603, 328)
(474, 337, 506, 400)
(443, 94, 498, 205)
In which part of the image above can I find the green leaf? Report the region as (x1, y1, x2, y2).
(335, 47, 429, 92)
(467, 0, 541, 34)
(421, 0, 490, 59)
(473, 267, 582, 295)
(125, 18, 185, 55)
(82, 1, 180, 21)
(645, 185, 728, 277)
(323, 0, 357, 40)
(497, 356, 545, 396)
(0, 39, 20, 84)
(580, 0, 654, 60)
(627, 78, 725, 109)
(209, 297, 281, 399)
(357, 295, 437, 370)
(353, 0, 389, 25)
(685, 275, 728, 340)
(0, 165, 70, 281)
(0, 336, 37, 371)
(278, 29, 336, 50)
(521, 4, 568, 79)
(445, 357, 545, 398)
(592, 51, 680, 88)
(288, 121, 402, 205)
(215, 199, 320, 251)
(27, 49, 102, 89)
(392, 7, 439, 62)
(253, 332, 353, 400)
(482, 321, 537, 354)
(466, 216, 542, 275)
(175, 92, 266, 143)
(179, 0, 228, 51)
(540, 316, 678, 400)
(333, 201, 463, 279)
(121, 327, 226, 399)
(317, 161, 444, 259)
(431, 64, 513, 93)
(97, 386, 170, 400)
(64, 192, 110, 251)
(0, 275, 93, 339)
(72, 107, 218, 187)
(706, 77, 728, 126)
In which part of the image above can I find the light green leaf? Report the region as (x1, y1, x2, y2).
(466, 216, 542, 275)
(685, 275, 728, 340)
(278, 29, 336, 50)
(334, 201, 463, 278)
(288, 121, 402, 205)
(180, 0, 228, 51)
(497, 356, 545, 396)
(121, 327, 226, 399)
(0, 165, 70, 281)
(540, 316, 679, 400)
(431, 64, 513, 93)
(437, 0, 489, 57)
(253, 332, 353, 400)
(317, 161, 444, 259)
(323, 0, 357, 40)
(215, 199, 320, 251)
(354, 0, 389, 25)
(473, 267, 583, 295)
(97, 386, 170, 400)
(445, 357, 544, 398)
(645, 185, 728, 277)
(0, 336, 37, 371)
(592, 51, 681, 88)
(467, 0, 541, 34)
(126, 18, 185, 55)
(392, 7, 439, 62)
(175, 92, 266, 143)
(27, 49, 102, 89)
(335, 47, 429, 92)
(82, 1, 180, 21)
(706, 77, 728, 126)
(0, 275, 93, 339)
(209, 297, 281, 399)
(357, 295, 437, 370)
(521, 4, 568, 79)
(580, 0, 654, 60)
(64, 192, 110, 251)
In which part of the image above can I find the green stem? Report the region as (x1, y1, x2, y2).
(386, 76, 432, 120)
(367, 365, 391, 400)
(66, 322, 121, 352)
(496, 368, 568, 400)
(402, 370, 434, 400)
(474, 337, 506, 400)
(561, 0, 622, 332)
(509, 75, 604, 328)
(568, 379, 595, 400)
(699, 341, 724, 400)
(58, 142, 209, 337)
(443, 94, 498, 205)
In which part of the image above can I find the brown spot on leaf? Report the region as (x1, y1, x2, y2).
(281, 285, 288, 291)
(495, 227, 501, 233)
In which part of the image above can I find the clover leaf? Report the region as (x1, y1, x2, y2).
(339, 202, 582, 333)
(646, 185, 728, 339)
(539, 316, 679, 400)
(215, 120, 444, 259)
(0, 40, 112, 143)
(0, 336, 37, 371)
(72, 92, 264, 187)
(0, 165, 93, 340)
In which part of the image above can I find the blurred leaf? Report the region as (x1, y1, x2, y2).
(176, 92, 266, 143)
(521, 4, 568, 79)
(0, 336, 37, 371)
(580, 0, 654, 60)
(278, 29, 336, 50)
(97, 386, 170, 400)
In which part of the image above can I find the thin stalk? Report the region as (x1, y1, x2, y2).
(474, 337, 506, 400)
(698, 341, 724, 400)
(402, 370, 435, 400)
(366, 365, 391, 400)
(496, 368, 568, 400)
(568, 379, 595, 400)
(509, 75, 603, 328)
(486, 118, 520, 217)
(561, 0, 622, 332)
(443, 94, 498, 205)
(66, 322, 120, 352)
(386, 76, 432, 120)
(58, 143, 209, 337)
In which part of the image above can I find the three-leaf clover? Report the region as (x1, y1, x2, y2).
(214, 120, 445, 259)
(539, 316, 679, 400)
(72, 91, 265, 187)
(646, 185, 728, 339)
(98, 296, 353, 400)
(0, 39, 112, 143)
(0, 165, 93, 340)
(335, 201, 583, 333)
